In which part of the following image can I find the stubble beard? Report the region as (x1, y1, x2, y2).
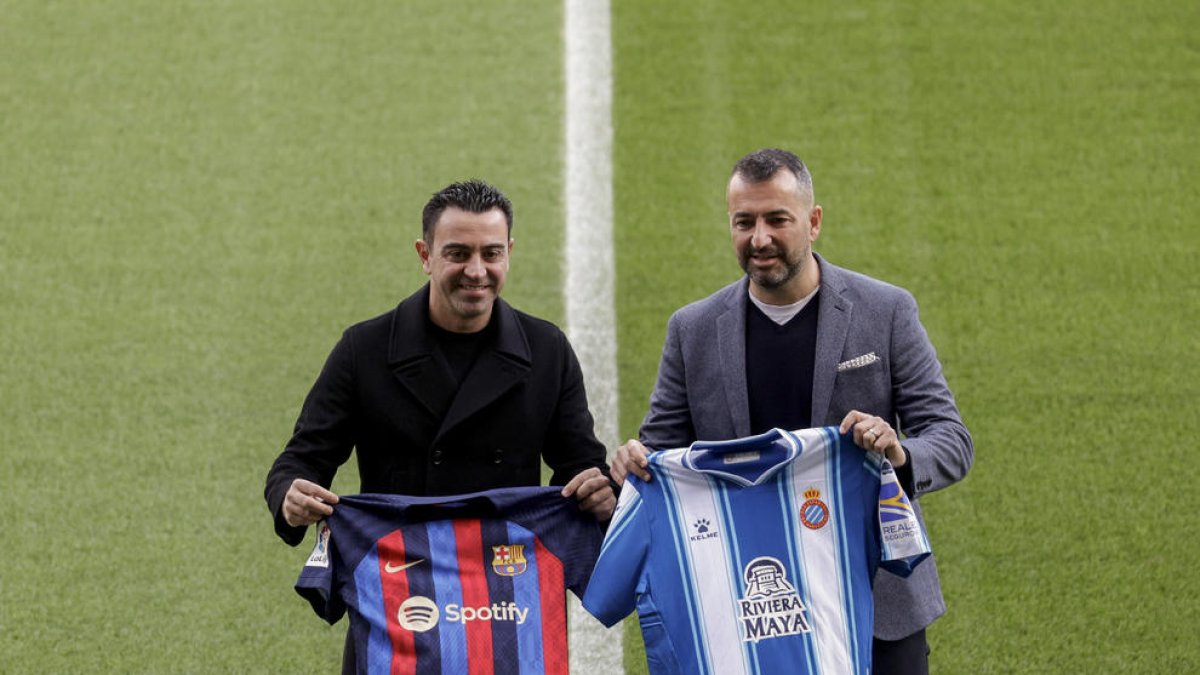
(450, 274, 500, 318)
(740, 245, 806, 290)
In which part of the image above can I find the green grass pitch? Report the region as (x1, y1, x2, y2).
(3, 0, 1196, 672)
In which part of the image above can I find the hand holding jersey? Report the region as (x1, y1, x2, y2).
(559, 467, 617, 521)
(839, 410, 907, 468)
(283, 478, 340, 527)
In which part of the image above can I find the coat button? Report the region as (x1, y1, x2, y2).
(493, 448, 504, 464)
(432, 450, 443, 465)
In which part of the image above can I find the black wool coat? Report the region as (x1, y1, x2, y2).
(265, 284, 608, 546)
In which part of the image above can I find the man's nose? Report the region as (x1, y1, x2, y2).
(750, 222, 772, 248)
(463, 254, 487, 277)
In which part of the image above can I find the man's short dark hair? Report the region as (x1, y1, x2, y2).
(731, 148, 814, 200)
(421, 179, 514, 242)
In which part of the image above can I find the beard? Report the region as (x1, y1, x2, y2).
(447, 278, 497, 316)
(738, 243, 806, 289)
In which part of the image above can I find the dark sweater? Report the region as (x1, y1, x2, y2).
(746, 293, 820, 435)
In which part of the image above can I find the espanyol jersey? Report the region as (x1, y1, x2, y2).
(583, 427, 930, 675)
(296, 487, 603, 675)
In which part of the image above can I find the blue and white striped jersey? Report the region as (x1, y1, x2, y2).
(583, 427, 930, 675)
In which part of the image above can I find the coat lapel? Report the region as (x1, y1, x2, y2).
(434, 299, 531, 445)
(718, 279, 752, 438)
(811, 255, 851, 426)
(387, 285, 459, 419)
(388, 287, 533, 439)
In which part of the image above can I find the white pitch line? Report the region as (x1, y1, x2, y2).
(564, 0, 624, 673)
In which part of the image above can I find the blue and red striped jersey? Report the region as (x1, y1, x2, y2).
(296, 487, 604, 675)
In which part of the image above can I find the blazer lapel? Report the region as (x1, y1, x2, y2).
(718, 279, 752, 438)
(435, 299, 531, 445)
(811, 255, 851, 426)
(388, 285, 459, 419)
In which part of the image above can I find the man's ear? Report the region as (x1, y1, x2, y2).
(809, 205, 823, 241)
(415, 238, 432, 273)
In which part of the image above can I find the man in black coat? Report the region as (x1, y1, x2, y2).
(266, 179, 615, 548)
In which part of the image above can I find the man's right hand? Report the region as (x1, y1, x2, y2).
(611, 439, 653, 486)
(282, 478, 339, 527)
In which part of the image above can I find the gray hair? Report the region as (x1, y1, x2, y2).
(730, 148, 814, 202)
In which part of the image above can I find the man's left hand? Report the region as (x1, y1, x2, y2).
(840, 410, 907, 467)
(561, 467, 616, 522)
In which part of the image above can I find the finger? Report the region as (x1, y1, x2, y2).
(611, 457, 628, 486)
(839, 410, 868, 434)
(294, 479, 340, 505)
(611, 444, 635, 485)
(867, 422, 902, 461)
(594, 496, 616, 521)
(847, 415, 876, 449)
(579, 489, 616, 521)
(863, 427, 883, 451)
(289, 486, 336, 517)
(561, 467, 600, 497)
(288, 499, 331, 526)
(565, 473, 605, 500)
(583, 499, 615, 521)
(307, 494, 336, 517)
(576, 483, 612, 511)
(632, 461, 652, 482)
(856, 419, 897, 455)
(629, 441, 650, 467)
(613, 440, 654, 485)
(312, 486, 340, 505)
(582, 474, 609, 497)
(626, 442, 652, 482)
(877, 427, 898, 447)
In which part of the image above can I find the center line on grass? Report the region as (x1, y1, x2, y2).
(563, 0, 624, 673)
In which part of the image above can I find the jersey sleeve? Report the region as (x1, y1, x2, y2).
(876, 461, 932, 577)
(294, 519, 348, 624)
(552, 498, 607, 599)
(582, 479, 650, 627)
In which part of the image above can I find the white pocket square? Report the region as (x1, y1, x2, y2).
(837, 352, 878, 372)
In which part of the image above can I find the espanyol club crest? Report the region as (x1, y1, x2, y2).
(491, 544, 527, 576)
(799, 488, 829, 530)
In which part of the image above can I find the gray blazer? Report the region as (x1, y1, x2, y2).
(639, 254, 973, 640)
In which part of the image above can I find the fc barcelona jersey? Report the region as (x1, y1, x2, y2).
(296, 487, 604, 675)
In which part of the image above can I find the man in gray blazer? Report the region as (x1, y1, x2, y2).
(613, 149, 972, 674)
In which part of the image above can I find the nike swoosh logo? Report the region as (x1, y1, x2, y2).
(384, 559, 425, 574)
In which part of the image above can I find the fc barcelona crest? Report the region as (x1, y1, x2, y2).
(491, 544, 527, 576)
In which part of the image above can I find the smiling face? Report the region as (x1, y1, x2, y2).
(727, 169, 823, 304)
(415, 206, 513, 333)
